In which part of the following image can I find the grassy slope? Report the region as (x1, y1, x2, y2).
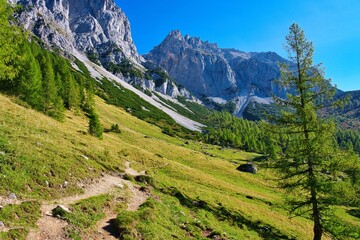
(0, 94, 358, 239)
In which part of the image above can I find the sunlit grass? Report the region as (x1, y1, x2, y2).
(1, 94, 357, 239)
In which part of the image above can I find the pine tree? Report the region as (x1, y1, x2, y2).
(16, 42, 43, 108)
(54, 57, 80, 110)
(270, 23, 358, 240)
(0, 0, 20, 81)
(88, 108, 103, 139)
(37, 51, 64, 119)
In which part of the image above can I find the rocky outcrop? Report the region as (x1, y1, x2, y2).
(145, 30, 292, 115)
(127, 77, 196, 100)
(145, 30, 237, 98)
(12, 0, 142, 65)
(11, 0, 200, 102)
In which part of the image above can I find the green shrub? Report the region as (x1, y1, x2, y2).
(104, 123, 121, 133)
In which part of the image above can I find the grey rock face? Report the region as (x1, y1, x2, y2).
(145, 31, 291, 114)
(126, 74, 197, 101)
(13, 0, 142, 65)
(145, 30, 237, 98)
(11, 0, 198, 102)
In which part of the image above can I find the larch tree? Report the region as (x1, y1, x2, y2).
(16, 42, 43, 108)
(37, 51, 64, 119)
(270, 23, 357, 240)
(0, 0, 21, 81)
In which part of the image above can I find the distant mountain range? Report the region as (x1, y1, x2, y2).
(145, 30, 292, 115)
(9, 0, 359, 124)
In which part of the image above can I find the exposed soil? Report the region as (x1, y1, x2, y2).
(25, 162, 149, 240)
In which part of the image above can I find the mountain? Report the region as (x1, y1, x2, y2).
(13, 0, 142, 65)
(10, 0, 293, 117)
(145, 30, 291, 115)
(335, 89, 360, 130)
(1, 1, 359, 239)
(8, 0, 359, 125)
(8, 0, 204, 130)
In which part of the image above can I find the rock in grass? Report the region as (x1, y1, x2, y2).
(9, 193, 17, 200)
(0, 221, 4, 228)
(115, 183, 124, 189)
(237, 162, 257, 174)
(52, 205, 71, 219)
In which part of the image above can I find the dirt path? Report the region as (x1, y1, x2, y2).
(95, 162, 149, 239)
(123, 162, 149, 212)
(26, 162, 149, 240)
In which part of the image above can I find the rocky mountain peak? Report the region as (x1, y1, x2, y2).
(160, 30, 220, 54)
(167, 30, 184, 40)
(12, 0, 142, 65)
(250, 51, 288, 65)
(185, 35, 219, 53)
(145, 31, 291, 115)
(146, 31, 237, 98)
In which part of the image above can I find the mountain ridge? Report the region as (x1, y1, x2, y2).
(145, 30, 290, 115)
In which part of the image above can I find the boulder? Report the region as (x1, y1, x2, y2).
(237, 163, 257, 174)
(0, 221, 4, 228)
(9, 193, 17, 200)
(52, 205, 71, 219)
(115, 183, 124, 189)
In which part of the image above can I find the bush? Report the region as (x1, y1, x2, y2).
(104, 123, 121, 133)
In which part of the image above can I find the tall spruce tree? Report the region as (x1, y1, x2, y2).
(271, 23, 355, 240)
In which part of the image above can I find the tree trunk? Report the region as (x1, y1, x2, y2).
(311, 186, 322, 240)
(314, 207, 322, 240)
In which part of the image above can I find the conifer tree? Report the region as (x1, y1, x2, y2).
(37, 51, 64, 119)
(0, 0, 20, 81)
(55, 57, 80, 109)
(270, 23, 357, 240)
(88, 107, 103, 139)
(16, 42, 43, 108)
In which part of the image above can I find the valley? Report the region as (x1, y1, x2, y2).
(0, 94, 359, 239)
(0, 0, 359, 239)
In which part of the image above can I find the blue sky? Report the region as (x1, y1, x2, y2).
(117, 0, 360, 91)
